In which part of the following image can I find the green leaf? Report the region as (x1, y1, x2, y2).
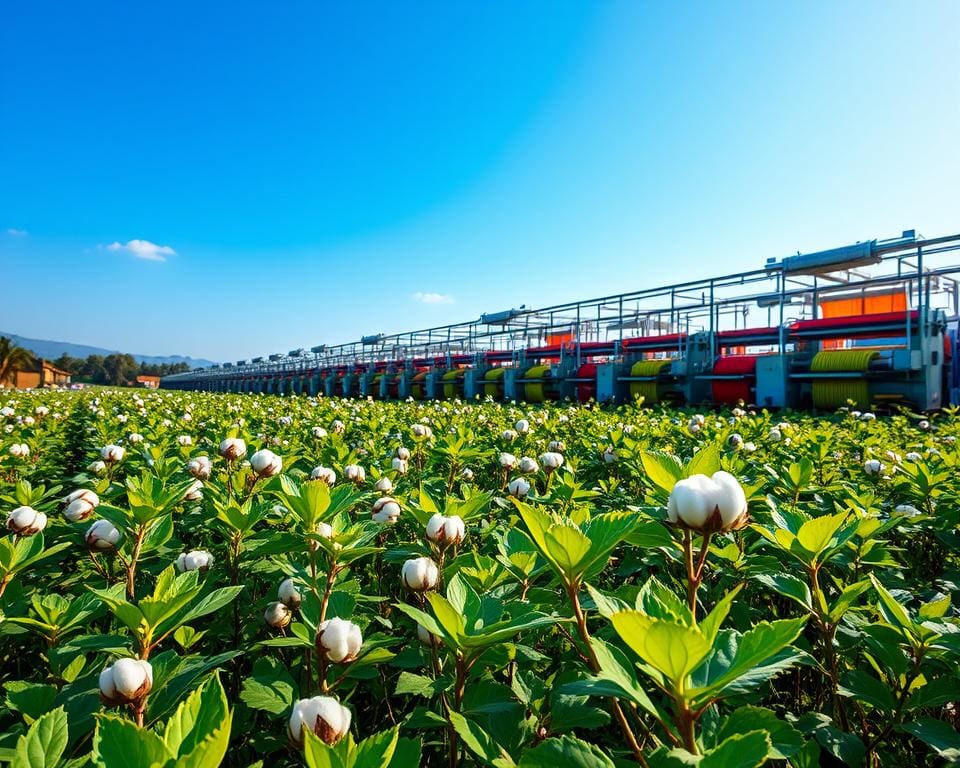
(543, 525, 591, 576)
(387, 737, 422, 768)
(93, 716, 173, 768)
(353, 727, 399, 768)
(425, 593, 467, 646)
(517, 735, 615, 768)
(716, 706, 804, 759)
(449, 712, 516, 768)
(700, 730, 771, 768)
(900, 718, 960, 761)
(177, 586, 244, 626)
(795, 514, 846, 557)
(163, 672, 231, 768)
(11, 706, 68, 768)
(239, 658, 297, 716)
(753, 573, 811, 611)
(610, 611, 711, 688)
(685, 444, 721, 478)
(640, 451, 684, 493)
(303, 729, 346, 768)
(839, 670, 896, 713)
(691, 618, 807, 704)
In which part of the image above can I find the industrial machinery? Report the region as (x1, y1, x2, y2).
(163, 230, 960, 411)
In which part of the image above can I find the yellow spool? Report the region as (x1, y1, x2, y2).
(524, 365, 550, 403)
(442, 370, 461, 399)
(483, 368, 506, 398)
(411, 372, 428, 400)
(810, 349, 878, 409)
(629, 359, 673, 403)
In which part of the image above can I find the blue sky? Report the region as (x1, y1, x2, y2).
(2, 1, 958, 362)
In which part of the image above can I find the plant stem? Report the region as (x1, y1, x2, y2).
(567, 584, 647, 765)
(125, 526, 146, 599)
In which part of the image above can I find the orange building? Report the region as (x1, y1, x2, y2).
(135, 375, 161, 389)
(0, 359, 72, 389)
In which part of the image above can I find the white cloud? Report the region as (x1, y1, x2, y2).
(105, 239, 176, 262)
(412, 291, 454, 305)
(5, 228, 27, 237)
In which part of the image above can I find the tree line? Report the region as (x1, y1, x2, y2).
(51, 353, 192, 385)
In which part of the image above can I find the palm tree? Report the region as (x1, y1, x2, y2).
(0, 337, 35, 387)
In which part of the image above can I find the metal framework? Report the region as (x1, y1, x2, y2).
(163, 229, 960, 406)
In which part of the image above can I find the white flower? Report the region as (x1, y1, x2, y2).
(34, 406, 49, 418)
(7, 506, 46, 536)
(518, 456, 538, 474)
(0, 406, 13, 418)
(425, 514, 466, 546)
(667, 471, 748, 532)
(8, 443, 29, 458)
(918, 420, 930, 431)
(688, 421, 702, 434)
(128, 433, 144, 444)
(177, 435, 193, 447)
(312, 426, 328, 439)
(548, 440, 566, 452)
(176, 550, 213, 571)
(375, 477, 393, 493)
(396, 447, 411, 461)
(99, 659, 153, 705)
(63, 489, 99, 522)
(863, 459, 883, 475)
(412, 424, 432, 439)
(861, 412, 876, 422)
(250, 449, 282, 477)
(279, 578, 302, 609)
(101, 444, 125, 463)
(767, 428, 782, 442)
(391, 457, 408, 474)
(310, 466, 337, 486)
(87, 460, 107, 475)
(539, 452, 564, 471)
(401, 556, 439, 591)
(331, 420, 346, 434)
(507, 477, 531, 498)
(728, 433, 743, 449)
(905, 452, 922, 463)
(86, 519, 122, 550)
(344, 464, 366, 484)
(316, 618, 363, 663)
(501, 429, 518, 442)
(264, 601, 293, 628)
(460, 468, 474, 481)
(499, 452, 518, 469)
(602, 446, 617, 463)
(188, 456, 212, 480)
(515, 419, 530, 434)
(743, 442, 757, 453)
(371, 497, 401, 524)
(218, 438, 247, 461)
(288, 696, 351, 747)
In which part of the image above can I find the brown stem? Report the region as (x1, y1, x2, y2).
(567, 584, 647, 766)
(0, 573, 12, 600)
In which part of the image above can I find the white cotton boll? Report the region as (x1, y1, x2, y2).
(316, 618, 363, 663)
(508, 477, 531, 499)
(401, 557, 439, 591)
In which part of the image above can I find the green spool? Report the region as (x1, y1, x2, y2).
(524, 365, 550, 402)
(628, 359, 673, 403)
(483, 368, 506, 398)
(810, 349, 878, 409)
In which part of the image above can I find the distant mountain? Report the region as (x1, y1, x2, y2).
(1, 332, 216, 369)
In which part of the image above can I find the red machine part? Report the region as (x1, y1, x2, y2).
(711, 355, 758, 404)
(576, 363, 597, 403)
